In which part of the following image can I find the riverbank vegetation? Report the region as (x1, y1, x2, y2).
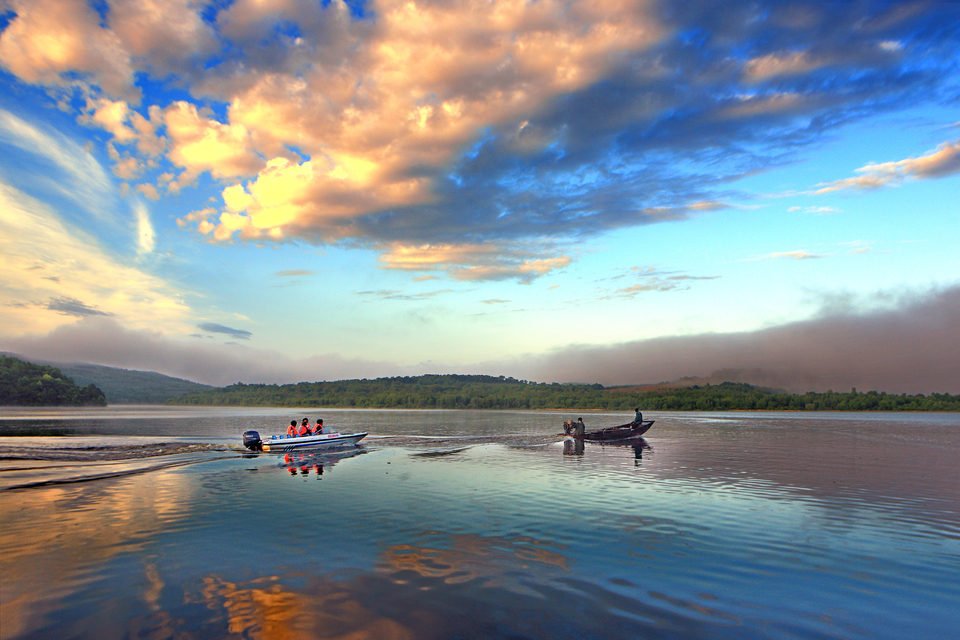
(167, 375, 959, 411)
(0, 356, 106, 406)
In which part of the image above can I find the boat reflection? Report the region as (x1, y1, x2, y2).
(278, 447, 367, 477)
(563, 436, 651, 464)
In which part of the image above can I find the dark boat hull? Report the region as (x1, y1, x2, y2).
(570, 420, 654, 441)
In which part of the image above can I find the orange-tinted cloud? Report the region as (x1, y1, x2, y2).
(0, 0, 137, 99)
(378, 243, 572, 283)
(177, 0, 665, 243)
(814, 139, 960, 193)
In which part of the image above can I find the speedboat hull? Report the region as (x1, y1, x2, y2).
(246, 431, 367, 452)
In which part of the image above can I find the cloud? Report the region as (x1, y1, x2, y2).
(0, 108, 115, 219)
(107, 0, 218, 77)
(197, 323, 252, 340)
(45, 296, 112, 317)
(0, 316, 416, 386)
(3, 285, 957, 394)
(602, 267, 720, 298)
(814, 139, 960, 193)
(744, 51, 828, 82)
(7, 0, 960, 278)
(377, 243, 572, 283)
(80, 97, 164, 158)
(790, 206, 840, 215)
(512, 284, 960, 395)
(275, 270, 315, 277)
(0, 0, 137, 99)
(357, 289, 455, 302)
(748, 250, 829, 261)
(0, 181, 192, 335)
(162, 101, 267, 192)
(134, 201, 155, 254)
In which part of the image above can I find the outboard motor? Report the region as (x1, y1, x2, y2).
(243, 430, 263, 451)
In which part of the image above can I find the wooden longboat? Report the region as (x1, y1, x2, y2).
(565, 420, 654, 442)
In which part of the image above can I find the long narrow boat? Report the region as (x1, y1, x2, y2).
(243, 429, 367, 452)
(564, 420, 654, 442)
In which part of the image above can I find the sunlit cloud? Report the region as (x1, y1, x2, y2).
(0, 182, 191, 335)
(378, 243, 572, 283)
(744, 50, 828, 82)
(814, 139, 960, 193)
(0, 0, 137, 100)
(2, 0, 959, 285)
(753, 250, 829, 260)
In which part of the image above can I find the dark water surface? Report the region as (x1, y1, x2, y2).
(1, 408, 957, 639)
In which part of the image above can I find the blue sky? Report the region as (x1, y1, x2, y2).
(0, 0, 958, 393)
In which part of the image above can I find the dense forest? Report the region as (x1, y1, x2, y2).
(0, 356, 107, 406)
(167, 374, 960, 411)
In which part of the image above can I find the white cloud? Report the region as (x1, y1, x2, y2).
(134, 201, 156, 255)
(0, 108, 115, 219)
(0, 182, 191, 335)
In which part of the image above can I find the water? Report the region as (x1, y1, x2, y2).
(1, 408, 958, 639)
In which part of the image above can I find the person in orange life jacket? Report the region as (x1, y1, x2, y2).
(286, 420, 297, 437)
(297, 418, 311, 436)
(312, 419, 324, 435)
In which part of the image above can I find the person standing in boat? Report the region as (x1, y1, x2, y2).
(631, 408, 643, 426)
(575, 417, 585, 436)
(312, 419, 324, 435)
(286, 420, 297, 437)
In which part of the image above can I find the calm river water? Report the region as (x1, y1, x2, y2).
(0, 408, 958, 639)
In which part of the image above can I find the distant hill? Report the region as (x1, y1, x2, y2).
(0, 355, 106, 406)
(49, 362, 213, 404)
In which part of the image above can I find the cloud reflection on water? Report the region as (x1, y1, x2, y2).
(0, 469, 196, 638)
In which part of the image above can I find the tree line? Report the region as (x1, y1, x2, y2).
(0, 356, 107, 406)
(167, 375, 960, 412)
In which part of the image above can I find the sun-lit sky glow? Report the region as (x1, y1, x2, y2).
(1, 0, 958, 393)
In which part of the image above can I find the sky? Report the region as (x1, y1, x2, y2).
(0, 0, 958, 394)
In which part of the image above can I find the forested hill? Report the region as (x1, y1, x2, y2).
(167, 375, 960, 411)
(54, 362, 212, 404)
(0, 356, 106, 406)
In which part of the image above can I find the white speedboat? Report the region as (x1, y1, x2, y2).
(243, 429, 367, 452)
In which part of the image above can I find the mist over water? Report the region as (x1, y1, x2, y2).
(1, 408, 958, 639)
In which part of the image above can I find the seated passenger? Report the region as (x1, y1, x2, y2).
(286, 420, 297, 437)
(297, 418, 311, 437)
(312, 419, 324, 435)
